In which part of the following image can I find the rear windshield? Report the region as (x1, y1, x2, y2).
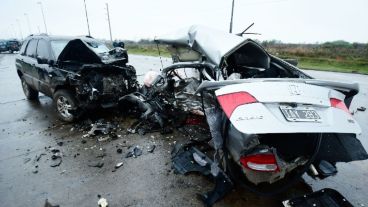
(0, 42, 5, 46)
(51, 40, 69, 59)
(7, 41, 18, 45)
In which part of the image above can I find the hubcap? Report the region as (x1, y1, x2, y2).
(56, 96, 73, 119)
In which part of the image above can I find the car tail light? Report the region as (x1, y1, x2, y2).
(217, 92, 257, 117)
(240, 153, 279, 172)
(330, 98, 351, 114)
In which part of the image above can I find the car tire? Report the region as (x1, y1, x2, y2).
(21, 77, 39, 100)
(53, 89, 79, 122)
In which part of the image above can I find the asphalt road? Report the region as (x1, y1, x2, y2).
(0, 53, 367, 207)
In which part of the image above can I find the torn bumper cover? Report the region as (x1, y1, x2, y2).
(171, 143, 233, 207)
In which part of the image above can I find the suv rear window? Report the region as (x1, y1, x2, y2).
(25, 39, 38, 58)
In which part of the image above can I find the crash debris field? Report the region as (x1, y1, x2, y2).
(0, 53, 367, 206)
(1, 26, 368, 207)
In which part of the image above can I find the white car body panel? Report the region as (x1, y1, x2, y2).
(215, 81, 362, 134)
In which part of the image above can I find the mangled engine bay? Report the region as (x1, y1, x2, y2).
(57, 38, 138, 108)
(67, 65, 137, 108)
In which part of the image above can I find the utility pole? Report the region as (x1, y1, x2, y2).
(37, 2, 48, 34)
(229, 0, 235, 33)
(16, 19, 23, 40)
(105, 3, 113, 42)
(24, 13, 32, 34)
(83, 0, 91, 36)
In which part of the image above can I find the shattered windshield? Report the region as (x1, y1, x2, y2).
(51, 40, 69, 59)
(85, 41, 110, 55)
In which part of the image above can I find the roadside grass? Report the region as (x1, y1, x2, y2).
(126, 44, 368, 75)
(281, 56, 368, 74)
(126, 45, 171, 57)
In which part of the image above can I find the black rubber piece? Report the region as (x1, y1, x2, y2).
(317, 160, 337, 177)
(285, 188, 353, 207)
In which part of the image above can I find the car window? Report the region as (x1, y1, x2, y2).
(20, 40, 28, 55)
(25, 39, 38, 58)
(51, 40, 69, 59)
(37, 39, 50, 60)
(7, 41, 19, 46)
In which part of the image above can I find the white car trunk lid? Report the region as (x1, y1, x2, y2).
(215, 81, 361, 134)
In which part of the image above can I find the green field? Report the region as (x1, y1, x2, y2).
(125, 43, 368, 75)
(281, 56, 368, 74)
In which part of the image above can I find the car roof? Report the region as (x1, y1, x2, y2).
(24, 34, 99, 42)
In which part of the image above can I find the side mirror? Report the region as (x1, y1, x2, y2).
(36, 56, 48, 64)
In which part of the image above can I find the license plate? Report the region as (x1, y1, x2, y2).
(280, 105, 321, 122)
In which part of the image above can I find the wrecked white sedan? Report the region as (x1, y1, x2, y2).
(125, 25, 368, 205)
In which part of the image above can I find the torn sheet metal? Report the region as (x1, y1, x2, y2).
(87, 121, 117, 136)
(204, 107, 224, 150)
(155, 25, 248, 66)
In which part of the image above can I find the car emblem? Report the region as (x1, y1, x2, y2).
(288, 84, 301, 95)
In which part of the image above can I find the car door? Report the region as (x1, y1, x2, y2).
(35, 39, 54, 96)
(21, 39, 39, 89)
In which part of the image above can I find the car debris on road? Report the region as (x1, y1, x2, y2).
(125, 146, 143, 158)
(97, 195, 108, 207)
(10, 25, 368, 207)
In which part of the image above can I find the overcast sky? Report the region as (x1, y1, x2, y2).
(1, 0, 367, 43)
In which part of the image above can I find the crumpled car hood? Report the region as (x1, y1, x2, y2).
(155, 25, 258, 66)
(57, 39, 127, 66)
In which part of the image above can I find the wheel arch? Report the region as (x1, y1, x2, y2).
(17, 70, 23, 78)
(53, 84, 76, 95)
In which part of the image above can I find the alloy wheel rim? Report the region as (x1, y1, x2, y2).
(56, 96, 73, 119)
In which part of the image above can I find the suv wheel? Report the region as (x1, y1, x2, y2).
(54, 90, 79, 122)
(21, 77, 38, 100)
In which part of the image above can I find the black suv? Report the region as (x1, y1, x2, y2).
(16, 34, 137, 122)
